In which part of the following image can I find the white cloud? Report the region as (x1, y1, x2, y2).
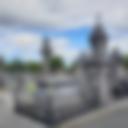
(108, 35, 128, 55)
(9, 33, 42, 50)
(0, 31, 43, 61)
(0, 0, 127, 29)
(51, 38, 80, 64)
(0, 30, 80, 63)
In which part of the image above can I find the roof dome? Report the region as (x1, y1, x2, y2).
(42, 37, 52, 59)
(90, 22, 108, 45)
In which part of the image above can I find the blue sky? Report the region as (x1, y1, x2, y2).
(0, 23, 128, 64)
(0, 0, 128, 64)
(0, 25, 92, 64)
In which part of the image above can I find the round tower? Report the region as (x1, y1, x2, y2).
(90, 18, 113, 105)
(90, 19, 108, 63)
(42, 37, 52, 73)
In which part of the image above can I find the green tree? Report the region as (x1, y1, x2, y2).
(50, 57, 64, 72)
(26, 62, 42, 73)
(0, 57, 5, 70)
(6, 60, 25, 72)
(123, 55, 128, 69)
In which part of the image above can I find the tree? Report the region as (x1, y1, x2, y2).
(5, 60, 42, 73)
(26, 62, 42, 73)
(122, 55, 128, 69)
(50, 57, 64, 72)
(6, 60, 25, 72)
(0, 57, 5, 70)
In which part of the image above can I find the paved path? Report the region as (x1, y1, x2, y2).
(2, 90, 128, 128)
(60, 99, 128, 128)
(0, 91, 45, 128)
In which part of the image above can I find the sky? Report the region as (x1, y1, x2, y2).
(0, 0, 128, 64)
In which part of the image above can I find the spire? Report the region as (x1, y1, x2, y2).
(90, 15, 107, 46)
(89, 15, 108, 62)
(42, 37, 52, 61)
(41, 37, 52, 73)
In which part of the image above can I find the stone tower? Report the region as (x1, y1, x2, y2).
(90, 20, 112, 105)
(42, 37, 52, 73)
(90, 20, 107, 62)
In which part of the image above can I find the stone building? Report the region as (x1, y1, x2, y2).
(79, 20, 123, 105)
(41, 37, 52, 73)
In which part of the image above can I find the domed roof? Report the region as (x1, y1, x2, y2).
(42, 37, 52, 59)
(90, 22, 108, 45)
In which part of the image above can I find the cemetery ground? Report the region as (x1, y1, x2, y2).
(1, 88, 128, 128)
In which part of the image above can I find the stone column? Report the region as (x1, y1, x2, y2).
(98, 66, 113, 106)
